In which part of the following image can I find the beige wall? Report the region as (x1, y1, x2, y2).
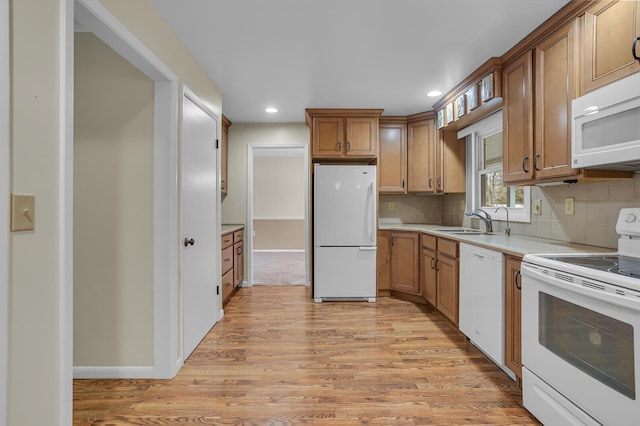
(254, 156, 305, 219)
(10, 0, 63, 423)
(379, 194, 443, 224)
(253, 219, 306, 250)
(221, 123, 309, 224)
(73, 33, 154, 367)
(8, 0, 223, 423)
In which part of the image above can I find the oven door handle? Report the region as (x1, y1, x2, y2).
(521, 263, 640, 311)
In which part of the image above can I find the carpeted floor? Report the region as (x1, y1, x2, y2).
(252, 251, 306, 285)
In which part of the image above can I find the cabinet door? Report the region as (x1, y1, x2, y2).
(505, 256, 522, 379)
(234, 240, 244, 287)
(222, 245, 233, 275)
(407, 119, 436, 192)
(390, 232, 420, 295)
(436, 253, 459, 325)
(535, 21, 578, 181)
(312, 117, 345, 157)
(582, 1, 640, 94)
(503, 51, 534, 184)
(421, 246, 437, 306)
(378, 121, 407, 193)
(377, 231, 391, 293)
(346, 117, 377, 157)
(222, 269, 234, 303)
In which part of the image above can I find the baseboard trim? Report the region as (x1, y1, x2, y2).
(73, 365, 155, 379)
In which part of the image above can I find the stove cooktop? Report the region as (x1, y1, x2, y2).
(539, 254, 640, 279)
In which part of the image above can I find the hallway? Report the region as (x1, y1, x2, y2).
(73, 286, 537, 425)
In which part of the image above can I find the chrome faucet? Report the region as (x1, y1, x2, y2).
(494, 206, 511, 236)
(465, 209, 493, 233)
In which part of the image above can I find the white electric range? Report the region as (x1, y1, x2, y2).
(521, 208, 640, 425)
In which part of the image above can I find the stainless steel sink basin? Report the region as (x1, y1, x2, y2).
(438, 229, 495, 235)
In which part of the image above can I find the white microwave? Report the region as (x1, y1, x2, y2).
(572, 72, 640, 170)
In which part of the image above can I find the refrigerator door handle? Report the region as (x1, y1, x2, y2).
(359, 246, 377, 251)
(369, 181, 375, 242)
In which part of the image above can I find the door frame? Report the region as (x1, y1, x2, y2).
(1, 0, 9, 423)
(246, 143, 310, 287)
(180, 85, 221, 362)
(66, 0, 180, 385)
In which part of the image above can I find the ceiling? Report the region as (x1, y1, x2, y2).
(149, 0, 571, 123)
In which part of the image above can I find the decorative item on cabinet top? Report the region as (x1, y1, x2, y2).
(433, 57, 503, 131)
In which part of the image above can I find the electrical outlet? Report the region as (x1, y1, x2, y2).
(565, 197, 575, 215)
(388, 202, 395, 211)
(533, 199, 542, 215)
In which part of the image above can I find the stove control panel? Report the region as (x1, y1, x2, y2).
(616, 208, 640, 237)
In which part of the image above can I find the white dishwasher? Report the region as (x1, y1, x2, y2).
(459, 243, 512, 376)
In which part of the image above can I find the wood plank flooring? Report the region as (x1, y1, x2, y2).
(73, 286, 539, 425)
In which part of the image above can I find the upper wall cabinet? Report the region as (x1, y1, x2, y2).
(378, 118, 407, 193)
(221, 115, 231, 196)
(305, 109, 383, 159)
(502, 19, 633, 185)
(407, 114, 437, 193)
(581, 0, 640, 95)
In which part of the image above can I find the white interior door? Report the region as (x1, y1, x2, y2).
(181, 94, 218, 359)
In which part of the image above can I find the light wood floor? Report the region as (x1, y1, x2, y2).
(74, 286, 539, 425)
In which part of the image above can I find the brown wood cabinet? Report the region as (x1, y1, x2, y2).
(377, 230, 391, 295)
(305, 109, 383, 159)
(581, 0, 640, 95)
(503, 50, 534, 184)
(378, 118, 407, 193)
(505, 256, 523, 379)
(503, 26, 632, 185)
(435, 238, 459, 325)
(221, 226, 244, 305)
(221, 115, 231, 196)
(436, 128, 466, 193)
(233, 229, 244, 288)
(420, 234, 459, 325)
(390, 232, 420, 295)
(420, 234, 437, 306)
(407, 115, 436, 192)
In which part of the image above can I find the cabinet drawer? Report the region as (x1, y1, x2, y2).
(421, 234, 437, 251)
(438, 238, 458, 258)
(233, 229, 244, 243)
(222, 269, 234, 301)
(222, 245, 233, 275)
(221, 232, 233, 249)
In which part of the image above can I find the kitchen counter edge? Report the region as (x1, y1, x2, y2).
(222, 224, 244, 235)
(378, 223, 613, 258)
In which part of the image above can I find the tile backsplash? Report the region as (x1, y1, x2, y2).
(380, 174, 640, 249)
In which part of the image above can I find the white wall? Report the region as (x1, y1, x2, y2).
(73, 32, 154, 367)
(222, 123, 309, 224)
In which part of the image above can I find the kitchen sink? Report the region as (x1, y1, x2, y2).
(439, 229, 495, 235)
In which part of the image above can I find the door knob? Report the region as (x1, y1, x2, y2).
(183, 238, 195, 247)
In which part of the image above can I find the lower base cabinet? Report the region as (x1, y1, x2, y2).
(505, 256, 523, 379)
(390, 232, 420, 295)
(421, 234, 460, 325)
(221, 226, 244, 305)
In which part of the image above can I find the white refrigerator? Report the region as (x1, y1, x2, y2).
(313, 164, 377, 302)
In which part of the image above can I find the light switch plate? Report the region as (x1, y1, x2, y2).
(11, 194, 35, 231)
(564, 197, 575, 215)
(533, 199, 542, 215)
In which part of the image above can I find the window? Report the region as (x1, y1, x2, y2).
(459, 111, 530, 223)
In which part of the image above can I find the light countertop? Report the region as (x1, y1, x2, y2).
(221, 224, 244, 234)
(378, 223, 613, 258)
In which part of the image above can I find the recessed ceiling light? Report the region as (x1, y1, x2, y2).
(265, 107, 278, 113)
(427, 90, 442, 97)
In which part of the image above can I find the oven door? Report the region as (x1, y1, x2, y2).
(522, 262, 640, 424)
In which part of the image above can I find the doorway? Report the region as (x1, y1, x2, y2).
(246, 144, 310, 288)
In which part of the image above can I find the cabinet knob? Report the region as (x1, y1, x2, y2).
(515, 270, 522, 290)
(347, 141, 351, 151)
(428, 178, 433, 189)
(337, 142, 342, 151)
(534, 154, 541, 172)
(183, 238, 195, 247)
(633, 37, 640, 62)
